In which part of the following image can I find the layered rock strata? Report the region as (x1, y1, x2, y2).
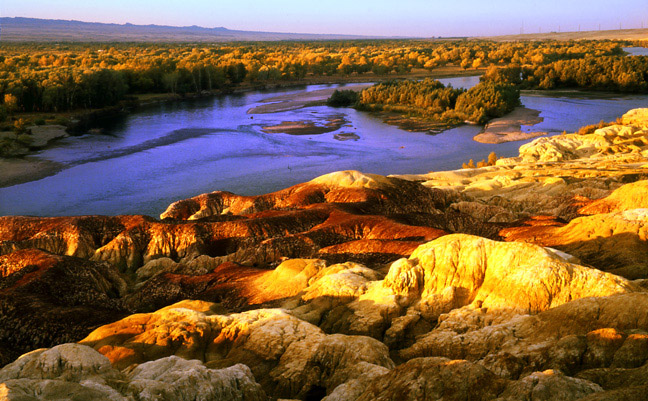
(2, 108, 648, 400)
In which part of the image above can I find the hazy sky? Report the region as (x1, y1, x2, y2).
(3, 0, 648, 37)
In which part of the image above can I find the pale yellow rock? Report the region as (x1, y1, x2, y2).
(135, 257, 179, 282)
(271, 334, 394, 398)
(301, 262, 380, 301)
(399, 293, 648, 377)
(309, 170, 393, 189)
(399, 234, 637, 313)
(515, 208, 648, 278)
(291, 233, 638, 342)
(580, 180, 648, 214)
(354, 357, 507, 401)
(321, 362, 390, 401)
(621, 108, 648, 128)
(0, 379, 129, 401)
(289, 262, 382, 326)
(128, 357, 266, 401)
(0, 344, 128, 401)
(249, 259, 327, 303)
(449, 201, 517, 223)
(92, 232, 144, 271)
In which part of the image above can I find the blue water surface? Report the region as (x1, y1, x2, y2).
(1, 76, 646, 217)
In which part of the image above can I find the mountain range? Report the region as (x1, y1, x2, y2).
(0, 17, 388, 42)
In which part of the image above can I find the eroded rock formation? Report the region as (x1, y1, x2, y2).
(2, 108, 648, 400)
(0, 343, 267, 400)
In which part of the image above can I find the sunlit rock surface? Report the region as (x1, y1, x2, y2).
(79, 301, 394, 399)
(2, 108, 648, 399)
(0, 343, 267, 400)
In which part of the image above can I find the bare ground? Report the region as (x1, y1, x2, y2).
(479, 27, 648, 41)
(249, 84, 372, 114)
(473, 106, 545, 144)
(0, 158, 63, 189)
(261, 116, 348, 135)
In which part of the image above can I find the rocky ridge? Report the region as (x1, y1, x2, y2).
(1, 108, 648, 399)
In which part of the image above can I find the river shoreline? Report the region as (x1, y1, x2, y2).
(0, 68, 485, 188)
(2, 67, 643, 191)
(473, 106, 545, 144)
(0, 158, 63, 189)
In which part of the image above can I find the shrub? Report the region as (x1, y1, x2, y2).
(487, 151, 498, 165)
(17, 133, 33, 146)
(326, 89, 359, 107)
(462, 159, 476, 169)
(576, 120, 614, 136)
(462, 152, 498, 169)
(53, 116, 71, 126)
(13, 118, 28, 134)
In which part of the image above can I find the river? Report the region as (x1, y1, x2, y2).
(1, 75, 647, 217)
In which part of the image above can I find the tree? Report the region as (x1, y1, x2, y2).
(487, 151, 497, 165)
(13, 118, 28, 134)
(455, 82, 520, 124)
(326, 90, 359, 107)
(3, 94, 19, 113)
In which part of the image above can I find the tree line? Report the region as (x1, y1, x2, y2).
(0, 39, 628, 115)
(483, 56, 648, 92)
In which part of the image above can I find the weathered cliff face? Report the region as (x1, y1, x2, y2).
(2, 108, 648, 400)
(0, 249, 128, 366)
(578, 180, 648, 215)
(501, 207, 648, 279)
(392, 109, 648, 281)
(1, 171, 473, 273)
(160, 170, 459, 220)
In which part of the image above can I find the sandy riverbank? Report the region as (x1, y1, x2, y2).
(248, 83, 372, 114)
(0, 157, 63, 189)
(473, 106, 545, 144)
(0, 125, 68, 189)
(261, 116, 348, 135)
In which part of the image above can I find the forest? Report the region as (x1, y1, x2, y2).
(0, 39, 630, 118)
(1, 38, 647, 145)
(325, 40, 647, 127)
(480, 55, 648, 92)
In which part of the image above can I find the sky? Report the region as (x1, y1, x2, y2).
(3, 0, 648, 37)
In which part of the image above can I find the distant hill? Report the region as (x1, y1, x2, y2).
(480, 28, 648, 42)
(0, 17, 384, 42)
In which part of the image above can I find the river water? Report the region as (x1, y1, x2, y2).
(624, 47, 648, 56)
(1, 75, 647, 217)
